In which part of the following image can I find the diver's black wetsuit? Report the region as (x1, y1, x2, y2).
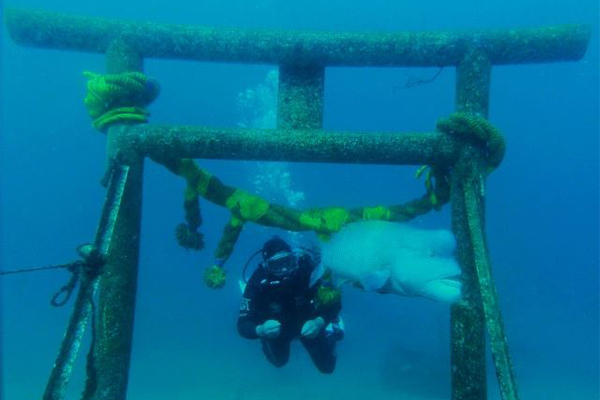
(237, 253, 341, 374)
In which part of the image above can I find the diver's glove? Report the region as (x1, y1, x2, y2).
(301, 317, 325, 339)
(256, 320, 281, 339)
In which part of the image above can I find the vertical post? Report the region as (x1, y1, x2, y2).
(452, 50, 519, 400)
(450, 48, 521, 400)
(277, 64, 325, 129)
(87, 40, 144, 400)
(450, 48, 491, 400)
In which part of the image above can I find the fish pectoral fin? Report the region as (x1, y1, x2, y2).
(359, 270, 392, 291)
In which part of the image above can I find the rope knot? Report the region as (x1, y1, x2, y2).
(83, 71, 160, 133)
(436, 112, 506, 174)
(50, 244, 105, 307)
(76, 244, 105, 279)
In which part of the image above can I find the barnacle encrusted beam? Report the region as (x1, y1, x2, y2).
(115, 125, 460, 166)
(6, 8, 590, 67)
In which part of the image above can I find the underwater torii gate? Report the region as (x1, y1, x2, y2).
(5, 8, 590, 400)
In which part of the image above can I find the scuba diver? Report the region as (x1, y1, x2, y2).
(237, 236, 344, 374)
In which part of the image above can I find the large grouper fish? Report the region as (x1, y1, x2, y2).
(313, 221, 462, 302)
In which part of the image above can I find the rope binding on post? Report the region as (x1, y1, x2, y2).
(83, 71, 160, 133)
(436, 112, 506, 174)
(50, 244, 105, 307)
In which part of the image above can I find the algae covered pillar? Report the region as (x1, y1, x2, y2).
(450, 49, 521, 400)
(86, 40, 145, 400)
(450, 48, 491, 400)
(277, 64, 325, 129)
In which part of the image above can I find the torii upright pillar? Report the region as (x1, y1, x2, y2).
(450, 48, 520, 400)
(86, 41, 145, 400)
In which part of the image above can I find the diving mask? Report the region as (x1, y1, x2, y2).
(263, 251, 298, 277)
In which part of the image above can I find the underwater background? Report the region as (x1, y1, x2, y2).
(1, 0, 598, 399)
